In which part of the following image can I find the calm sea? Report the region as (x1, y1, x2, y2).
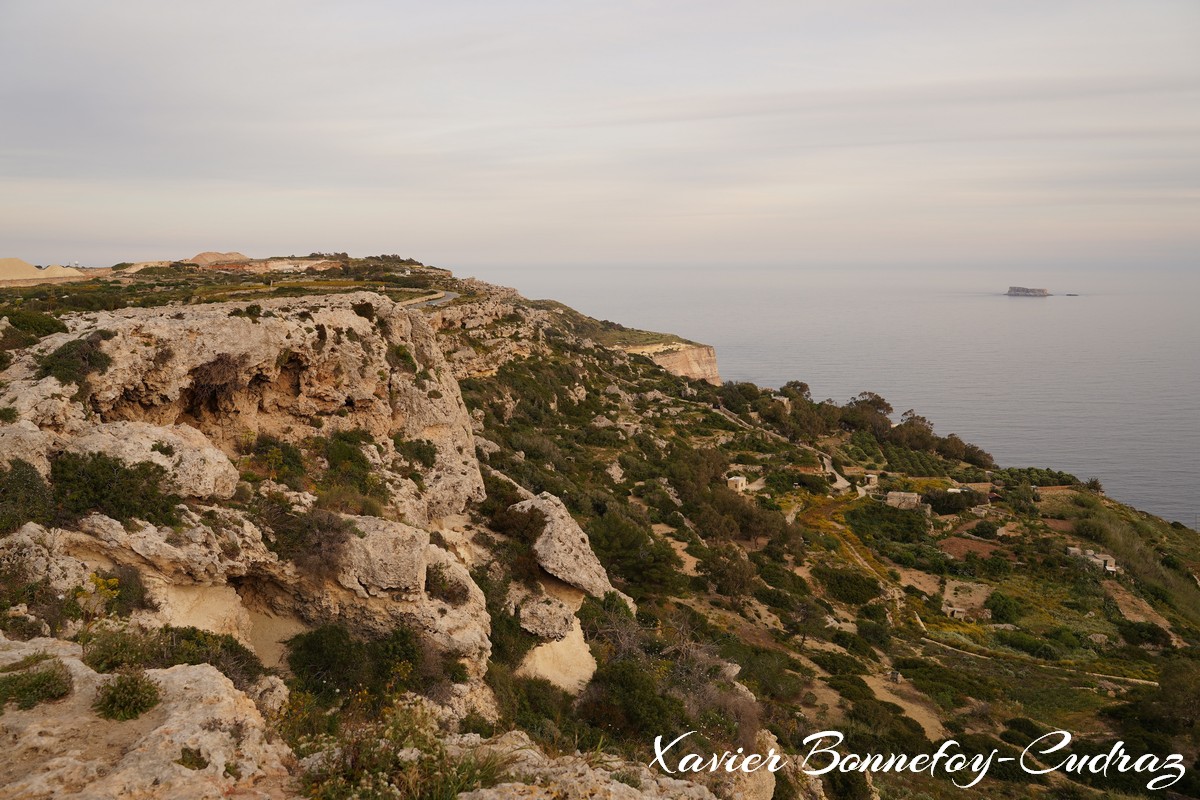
(459, 264, 1199, 526)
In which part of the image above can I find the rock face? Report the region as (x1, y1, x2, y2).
(622, 342, 721, 385)
(510, 493, 633, 610)
(0, 420, 57, 475)
(65, 421, 239, 499)
(0, 635, 294, 800)
(0, 291, 484, 526)
(336, 516, 429, 598)
(452, 730, 718, 800)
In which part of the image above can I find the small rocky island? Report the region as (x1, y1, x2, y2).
(1006, 286, 1050, 297)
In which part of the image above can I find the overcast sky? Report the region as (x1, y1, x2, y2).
(1, 1, 1197, 269)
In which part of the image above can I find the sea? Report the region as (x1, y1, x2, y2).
(458, 263, 1199, 526)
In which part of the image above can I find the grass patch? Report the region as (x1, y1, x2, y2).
(0, 657, 72, 713)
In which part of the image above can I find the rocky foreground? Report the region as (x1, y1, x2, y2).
(3, 258, 1197, 800)
(0, 281, 817, 799)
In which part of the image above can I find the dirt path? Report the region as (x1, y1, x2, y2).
(921, 636, 1159, 686)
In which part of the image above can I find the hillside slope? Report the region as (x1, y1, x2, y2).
(1, 255, 1198, 800)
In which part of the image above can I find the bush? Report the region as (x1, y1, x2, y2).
(579, 658, 690, 742)
(93, 669, 160, 720)
(973, 519, 1000, 539)
(0, 406, 17, 423)
(0, 459, 53, 534)
(296, 704, 512, 800)
(81, 626, 264, 690)
(253, 493, 358, 567)
(99, 565, 157, 617)
(386, 344, 418, 372)
(812, 566, 882, 604)
(3, 309, 67, 337)
(425, 562, 470, 605)
(845, 502, 928, 543)
(393, 437, 437, 469)
(984, 591, 1026, 624)
(995, 630, 1061, 660)
(286, 623, 446, 707)
(810, 651, 867, 675)
(0, 657, 73, 711)
(893, 657, 998, 710)
(51, 451, 181, 526)
(251, 434, 306, 484)
(1116, 619, 1172, 648)
(36, 330, 115, 386)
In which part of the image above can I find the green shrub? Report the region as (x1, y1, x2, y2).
(579, 658, 691, 742)
(3, 309, 67, 337)
(984, 591, 1026, 624)
(80, 625, 264, 690)
(296, 704, 512, 800)
(176, 746, 209, 770)
(386, 344, 417, 372)
(251, 434, 306, 485)
(425, 563, 469, 605)
(36, 330, 114, 386)
(93, 669, 160, 720)
(0, 459, 53, 534)
(893, 657, 998, 710)
(253, 493, 357, 566)
(995, 630, 1061, 660)
(0, 657, 73, 712)
(393, 436, 437, 469)
(99, 565, 157, 616)
(286, 623, 444, 707)
(812, 566, 882, 604)
(973, 519, 1000, 539)
(51, 451, 181, 526)
(1115, 619, 1172, 648)
(810, 651, 867, 676)
(845, 502, 928, 543)
(0, 406, 17, 423)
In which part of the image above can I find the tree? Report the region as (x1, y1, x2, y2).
(699, 543, 756, 597)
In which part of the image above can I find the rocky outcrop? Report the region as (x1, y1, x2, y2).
(0, 291, 484, 526)
(0, 420, 57, 476)
(65, 422, 238, 499)
(452, 730, 718, 800)
(622, 342, 721, 385)
(510, 493, 633, 611)
(336, 516, 429, 598)
(0, 635, 294, 800)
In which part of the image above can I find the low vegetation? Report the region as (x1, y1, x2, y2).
(92, 669, 160, 720)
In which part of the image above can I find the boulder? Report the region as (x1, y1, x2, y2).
(510, 493, 633, 611)
(336, 516, 429, 598)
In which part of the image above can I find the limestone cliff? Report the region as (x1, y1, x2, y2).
(622, 341, 721, 385)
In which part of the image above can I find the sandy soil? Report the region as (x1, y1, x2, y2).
(939, 536, 1002, 560)
(1105, 582, 1184, 646)
(895, 567, 942, 597)
(943, 580, 993, 612)
(517, 621, 596, 694)
(864, 673, 948, 740)
(245, 608, 311, 668)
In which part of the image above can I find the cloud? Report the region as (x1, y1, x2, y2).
(0, 0, 1197, 266)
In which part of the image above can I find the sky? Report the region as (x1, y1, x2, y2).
(1, 0, 1197, 270)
